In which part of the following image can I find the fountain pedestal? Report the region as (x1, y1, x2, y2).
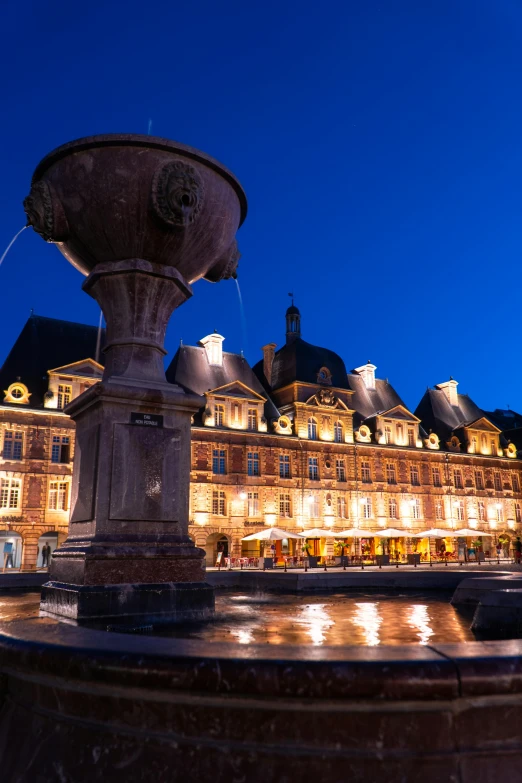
(41, 259, 213, 624)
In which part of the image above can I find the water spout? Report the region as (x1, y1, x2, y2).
(234, 277, 248, 357)
(0, 225, 28, 269)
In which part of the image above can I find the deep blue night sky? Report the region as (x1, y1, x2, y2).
(1, 0, 522, 411)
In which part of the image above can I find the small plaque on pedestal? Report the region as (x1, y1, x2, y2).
(130, 412, 163, 428)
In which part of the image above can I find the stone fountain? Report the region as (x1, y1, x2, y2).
(23, 134, 247, 625)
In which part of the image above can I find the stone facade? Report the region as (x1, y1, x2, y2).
(1, 311, 521, 569)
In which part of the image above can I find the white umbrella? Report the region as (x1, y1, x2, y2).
(412, 528, 456, 539)
(299, 528, 337, 538)
(337, 528, 374, 537)
(241, 527, 302, 541)
(454, 528, 493, 537)
(377, 528, 407, 538)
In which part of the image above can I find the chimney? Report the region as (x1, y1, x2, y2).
(199, 332, 225, 366)
(354, 361, 377, 390)
(262, 343, 277, 385)
(436, 377, 459, 407)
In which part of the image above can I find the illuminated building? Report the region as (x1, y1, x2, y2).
(1, 307, 521, 568)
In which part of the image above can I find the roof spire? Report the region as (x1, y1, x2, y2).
(285, 296, 301, 344)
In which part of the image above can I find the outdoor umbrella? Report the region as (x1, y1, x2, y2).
(453, 529, 493, 537)
(377, 528, 407, 538)
(412, 528, 457, 539)
(299, 528, 338, 538)
(337, 528, 374, 537)
(241, 527, 303, 541)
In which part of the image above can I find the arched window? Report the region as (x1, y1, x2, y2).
(308, 417, 318, 440)
(334, 421, 343, 443)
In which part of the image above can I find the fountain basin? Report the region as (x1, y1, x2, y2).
(23, 134, 246, 281)
(2, 598, 522, 781)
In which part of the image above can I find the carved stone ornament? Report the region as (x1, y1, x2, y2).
(151, 160, 204, 228)
(23, 180, 69, 243)
(317, 388, 337, 407)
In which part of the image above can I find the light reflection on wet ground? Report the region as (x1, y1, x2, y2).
(0, 590, 476, 646)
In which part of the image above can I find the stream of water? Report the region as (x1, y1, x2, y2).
(0, 225, 28, 268)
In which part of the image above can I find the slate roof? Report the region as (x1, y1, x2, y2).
(414, 387, 486, 446)
(0, 315, 105, 409)
(253, 337, 350, 391)
(346, 372, 406, 426)
(166, 344, 280, 422)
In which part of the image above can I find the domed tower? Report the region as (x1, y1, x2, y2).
(285, 298, 301, 344)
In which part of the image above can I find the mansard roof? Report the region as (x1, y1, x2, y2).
(253, 337, 350, 392)
(0, 314, 105, 409)
(166, 345, 280, 421)
(345, 372, 406, 426)
(414, 387, 494, 445)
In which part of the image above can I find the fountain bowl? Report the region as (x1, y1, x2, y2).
(23, 134, 247, 281)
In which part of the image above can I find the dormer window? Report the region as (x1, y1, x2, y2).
(308, 417, 318, 440)
(214, 403, 225, 427)
(3, 382, 31, 405)
(334, 421, 343, 443)
(317, 366, 332, 385)
(247, 409, 258, 431)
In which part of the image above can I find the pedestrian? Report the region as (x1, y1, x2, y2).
(496, 541, 502, 558)
(42, 543, 51, 568)
(515, 537, 522, 565)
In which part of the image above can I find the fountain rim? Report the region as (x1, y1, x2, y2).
(31, 133, 248, 227)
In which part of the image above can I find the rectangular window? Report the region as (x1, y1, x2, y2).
(279, 493, 291, 517)
(0, 477, 20, 509)
(385, 425, 392, 444)
(334, 421, 343, 443)
(361, 461, 371, 483)
(435, 500, 443, 520)
(456, 503, 464, 522)
(388, 497, 397, 519)
(212, 490, 226, 515)
(279, 454, 290, 479)
(494, 472, 501, 491)
(475, 471, 484, 490)
(212, 449, 226, 475)
(308, 457, 319, 481)
(337, 495, 348, 518)
(308, 494, 319, 517)
(454, 470, 463, 489)
(48, 481, 69, 511)
(513, 474, 520, 493)
(496, 506, 503, 523)
(516, 503, 521, 524)
(408, 428, 415, 447)
(411, 498, 421, 519)
(336, 459, 346, 482)
(362, 497, 372, 519)
(386, 463, 397, 485)
(247, 491, 259, 517)
(2, 431, 23, 460)
(51, 436, 70, 464)
(432, 467, 441, 487)
(478, 501, 485, 521)
(247, 409, 258, 431)
(57, 384, 72, 410)
(491, 439, 497, 456)
(247, 452, 260, 477)
(410, 466, 420, 486)
(214, 404, 225, 426)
